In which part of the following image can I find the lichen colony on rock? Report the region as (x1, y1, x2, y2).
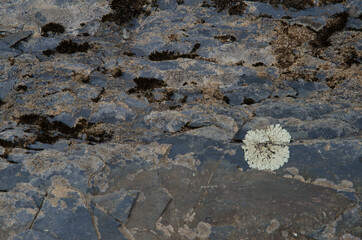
(242, 124, 291, 171)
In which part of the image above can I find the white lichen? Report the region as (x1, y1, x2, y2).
(242, 124, 291, 171)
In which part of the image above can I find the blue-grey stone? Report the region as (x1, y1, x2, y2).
(0, 127, 33, 144)
(347, 0, 362, 18)
(0, 164, 30, 191)
(282, 118, 358, 140)
(32, 196, 98, 240)
(89, 72, 107, 87)
(0, 41, 21, 58)
(90, 204, 128, 240)
(289, 16, 327, 31)
(0, 31, 32, 47)
(255, 100, 334, 120)
(353, 117, 362, 130)
(0, 79, 17, 101)
(285, 81, 329, 98)
(245, 2, 287, 18)
(50, 112, 77, 128)
(284, 140, 362, 184)
(75, 108, 92, 119)
(90, 103, 134, 123)
(91, 190, 139, 224)
(221, 76, 273, 105)
(13, 229, 57, 240)
(290, 3, 345, 18)
(18, 37, 61, 54)
(209, 225, 235, 240)
(347, 17, 362, 30)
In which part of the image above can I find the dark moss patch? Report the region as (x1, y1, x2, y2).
(123, 51, 135, 56)
(55, 39, 91, 54)
(41, 22, 65, 37)
(228, 2, 247, 15)
(72, 72, 90, 83)
(223, 95, 230, 104)
(252, 62, 264, 67)
(177, 0, 185, 4)
(271, 24, 315, 68)
(236, 60, 244, 66)
(310, 12, 348, 49)
(249, 0, 314, 10)
(102, 0, 148, 26)
(212, 0, 246, 15)
(317, 0, 344, 6)
(214, 35, 236, 43)
(274, 48, 296, 68)
(242, 97, 255, 105)
(17, 114, 112, 144)
(15, 85, 27, 91)
(149, 50, 178, 61)
(326, 76, 344, 89)
(110, 68, 123, 77)
(149, 50, 199, 61)
(344, 50, 360, 67)
(129, 77, 166, 92)
(191, 43, 201, 53)
(260, 14, 272, 18)
(201, 1, 212, 7)
(101, 13, 115, 22)
(213, 0, 242, 12)
(42, 49, 55, 57)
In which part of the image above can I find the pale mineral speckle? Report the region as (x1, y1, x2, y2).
(178, 221, 211, 240)
(285, 167, 299, 176)
(266, 219, 280, 234)
(156, 217, 174, 237)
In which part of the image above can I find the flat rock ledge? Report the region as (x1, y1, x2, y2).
(0, 0, 361, 239)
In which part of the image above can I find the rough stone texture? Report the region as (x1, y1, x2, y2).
(0, 0, 361, 239)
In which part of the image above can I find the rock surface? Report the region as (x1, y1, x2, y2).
(0, 0, 361, 239)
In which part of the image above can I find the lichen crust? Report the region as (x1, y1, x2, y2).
(242, 124, 291, 171)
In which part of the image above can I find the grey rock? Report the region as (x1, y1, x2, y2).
(0, 31, 32, 47)
(0, 164, 30, 191)
(0, 0, 110, 36)
(285, 80, 329, 98)
(0, 79, 17, 101)
(290, 3, 345, 18)
(347, 0, 362, 18)
(0, 42, 21, 58)
(209, 225, 235, 240)
(90, 205, 128, 240)
(18, 37, 61, 54)
(144, 110, 190, 133)
(0, 184, 44, 238)
(245, 2, 287, 18)
(0, 0, 360, 239)
(221, 75, 273, 105)
(90, 102, 134, 123)
(0, 128, 33, 145)
(0, 146, 5, 155)
(346, 17, 362, 30)
(91, 189, 139, 224)
(12, 229, 57, 240)
(194, 170, 355, 239)
(32, 177, 98, 240)
(284, 140, 362, 186)
(49, 112, 77, 128)
(255, 99, 335, 120)
(110, 171, 172, 230)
